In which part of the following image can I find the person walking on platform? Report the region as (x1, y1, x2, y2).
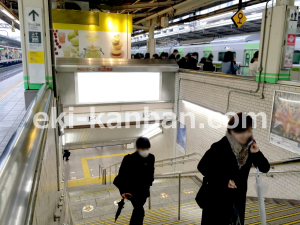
(63, 150, 70, 161)
(197, 112, 270, 225)
(248, 51, 259, 76)
(168, 49, 178, 60)
(113, 137, 155, 225)
(222, 51, 239, 74)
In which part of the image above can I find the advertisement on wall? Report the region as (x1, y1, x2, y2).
(269, 90, 300, 154)
(176, 121, 186, 154)
(52, 9, 132, 59)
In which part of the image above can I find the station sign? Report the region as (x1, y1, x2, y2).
(231, 9, 247, 28)
(25, 7, 46, 84)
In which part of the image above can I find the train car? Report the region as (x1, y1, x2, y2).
(0, 45, 22, 65)
(131, 33, 300, 80)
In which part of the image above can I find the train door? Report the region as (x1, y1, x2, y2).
(243, 49, 258, 75)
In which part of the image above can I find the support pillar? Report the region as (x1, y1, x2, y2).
(18, 0, 54, 107)
(257, 0, 298, 83)
(147, 19, 156, 57)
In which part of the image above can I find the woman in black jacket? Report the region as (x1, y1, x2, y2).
(198, 112, 270, 225)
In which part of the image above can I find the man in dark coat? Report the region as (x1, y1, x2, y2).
(113, 137, 155, 224)
(168, 49, 178, 60)
(197, 113, 270, 225)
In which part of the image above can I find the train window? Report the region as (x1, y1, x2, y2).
(293, 50, 300, 64)
(188, 52, 198, 60)
(218, 52, 236, 61)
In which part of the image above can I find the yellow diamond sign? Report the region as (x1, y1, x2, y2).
(231, 9, 247, 28)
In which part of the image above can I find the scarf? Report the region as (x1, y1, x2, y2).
(226, 131, 249, 169)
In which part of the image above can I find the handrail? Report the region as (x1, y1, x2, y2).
(269, 157, 300, 166)
(0, 84, 53, 225)
(155, 152, 201, 163)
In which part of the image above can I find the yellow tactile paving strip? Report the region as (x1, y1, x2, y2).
(68, 152, 131, 187)
(0, 78, 23, 102)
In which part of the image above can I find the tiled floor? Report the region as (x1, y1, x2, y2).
(64, 145, 133, 183)
(0, 73, 26, 156)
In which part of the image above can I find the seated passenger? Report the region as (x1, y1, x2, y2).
(176, 54, 181, 62)
(197, 112, 270, 225)
(248, 51, 259, 76)
(152, 54, 159, 59)
(222, 51, 239, 74)
(113, 137, 155, 225)
(144, 53, 150, 59)
(168, 49, 178, 60)
(203, 54, 215, 72)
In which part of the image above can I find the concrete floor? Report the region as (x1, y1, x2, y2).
(0, 73, 26, 155)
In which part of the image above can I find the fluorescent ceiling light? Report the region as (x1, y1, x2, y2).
(1, 9, 15, 19)
(182, 100, 229, 125)
(143, 127, 162, 139)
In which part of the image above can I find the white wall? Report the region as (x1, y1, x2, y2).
(171, 71, 300, 200)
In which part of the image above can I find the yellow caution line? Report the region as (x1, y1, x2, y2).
(108, 207, 201, 225)
(283, 219, 300, 225)
(77, 201, 197, 225)
(248, 206, 300, 224)
(78, 199, 267, 225)
(246, 203, 286, 214)
(0, 79, 23, 102)
(250, 212, 300, 225)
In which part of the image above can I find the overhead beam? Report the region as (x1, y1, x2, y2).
(132, 25, 150, 30)
(96, 1, 181, 10)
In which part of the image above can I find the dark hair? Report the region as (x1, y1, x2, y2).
(192, 52, 198, 56)
(208, 53, 214, 62)
(152, 54, 159, 59)
(134, 53, 141, 59)
(176, 54, 181, 60)
(200, 57, 206, 64)
(223, 51, 234, 62)
(173, 49, 178, 53)
(145, 53, 150, 59)
(227, 112, 253, 133)
(251, 51, 259, 64)
(136, 137, 151, 149)
(185, 54, 191, 59)
(160, 52, 166, 59)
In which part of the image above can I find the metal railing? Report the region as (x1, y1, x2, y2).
(151, 156, 300, 223)
(99, 152, 201, 185)
(0, 84, 53, 225)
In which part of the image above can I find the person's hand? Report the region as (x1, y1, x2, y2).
(228, 180, 237, 189)
(250, 142, 260, 153)
(121, 193, 132, 199)
(233, 57, 236, 61)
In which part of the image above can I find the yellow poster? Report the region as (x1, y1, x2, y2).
(28, 51, 45, 64)
(52, 9, 132, 59)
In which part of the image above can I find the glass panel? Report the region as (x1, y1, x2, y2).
(218, 52, 236, 61)
(293, 50, 300, 64)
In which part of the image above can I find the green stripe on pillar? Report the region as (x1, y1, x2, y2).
(256, 72, 290, 83)
(292, 68, 299, 72)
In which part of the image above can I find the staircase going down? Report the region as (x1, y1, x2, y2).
(68, 177, 300, 225)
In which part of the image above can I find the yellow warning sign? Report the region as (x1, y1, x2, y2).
(28, 51, 45, 64)
(231, 9, 247, 28)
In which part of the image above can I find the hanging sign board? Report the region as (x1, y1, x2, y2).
(25, 7, 46, 84)
(282, 7, 299, 69)
(176, 121, 186, 154)
(231, 9, 247, 28)
(269, 90, 300, 154)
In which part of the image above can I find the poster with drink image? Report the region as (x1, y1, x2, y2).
(53, 29, 128, 59)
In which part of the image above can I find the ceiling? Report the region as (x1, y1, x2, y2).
(64, 123, 161, 147)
